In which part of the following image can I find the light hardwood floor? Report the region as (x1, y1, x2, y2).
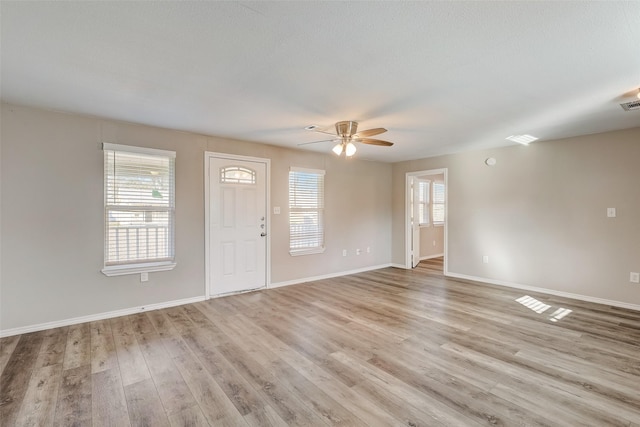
(2, 258, 640, 426)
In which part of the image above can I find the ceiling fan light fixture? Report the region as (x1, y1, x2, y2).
(332, 143, 344, 155)
(345, 142, 357, 157)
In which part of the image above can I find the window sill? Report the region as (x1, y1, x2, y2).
(433, 223, 445, 227)
(289, 247, 326, 257)
(101, 261, 177, 277)
(419, 223, 431, 228)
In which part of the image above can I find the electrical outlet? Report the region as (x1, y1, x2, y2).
(607, 208, 616, 218)
(342, 249, 347, 257)
(356, 248, 361, 255)
(630, 272, 640, 283)
(141, 272, 149, 282)
(273, 206, 280, 215)
(482, 255, 489, 264)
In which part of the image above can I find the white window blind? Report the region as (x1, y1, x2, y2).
(102, 143, 176, 274)
(417, 179, 430, 225)
(289, 167, 325, 255)
(433, 182, 445, 224)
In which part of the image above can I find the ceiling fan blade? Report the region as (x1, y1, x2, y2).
(358, 138, 394, 147)
(312, 129, 338, 136)
(354, 127, 387, 138)
(297, 139, 338, 146)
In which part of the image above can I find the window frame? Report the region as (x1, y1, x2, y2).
(101, 143, 177, 276)
(288, 167, 326, 256)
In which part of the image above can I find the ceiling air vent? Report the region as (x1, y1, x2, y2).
(620, 100, 640, 111)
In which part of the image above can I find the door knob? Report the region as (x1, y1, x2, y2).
(261, 232, 267, 237)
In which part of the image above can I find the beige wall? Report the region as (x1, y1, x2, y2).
(393, 127, 640, 306)
(2, 102, 638, 332)
(418, 173, 444, 258)
(420, 226, 444, 259)
(0, 104, 392, 331)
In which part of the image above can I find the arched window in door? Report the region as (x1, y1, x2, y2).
(220, 166, 256, 184)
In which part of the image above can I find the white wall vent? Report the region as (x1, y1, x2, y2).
(620, 100, 640, 111)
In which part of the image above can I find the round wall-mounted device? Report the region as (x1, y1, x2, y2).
(485, 157, 497, 166)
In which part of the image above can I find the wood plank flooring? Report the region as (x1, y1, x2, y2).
(2, 257, 640, 426)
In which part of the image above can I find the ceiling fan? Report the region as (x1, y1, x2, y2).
(300, 121, 393, 157)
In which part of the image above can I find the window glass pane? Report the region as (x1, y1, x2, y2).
(106, 151, 173, 207)
(418, 180, 429, 225)
(289, 211, 323, 249)
(106, 209, 171, 264)
(220, 166, 256, 184)
(433, 182, 445, 224)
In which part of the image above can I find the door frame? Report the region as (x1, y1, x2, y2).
(204, 152, 271, 299)
(405, 168, 448, 271)
(410, 176, 428, 268)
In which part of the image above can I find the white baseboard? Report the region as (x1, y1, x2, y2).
(445, 271, 640, 312)
(390, 263, 408, 269)
(0, 296, 206, 338)
(270, 263, 393, 289)
(420, 253, 444, 261)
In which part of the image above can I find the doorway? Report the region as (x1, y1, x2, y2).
(205, 152, 270, 297)
(405, 168, 447, 272)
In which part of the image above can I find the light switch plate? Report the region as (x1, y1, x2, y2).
(273, 207, 280, 214)
(607, 208, 616, 218)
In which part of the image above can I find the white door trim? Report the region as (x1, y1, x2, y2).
(410, 177, 421, 268)
(405, 168, 448, 272)
(204, 152, 271, 299)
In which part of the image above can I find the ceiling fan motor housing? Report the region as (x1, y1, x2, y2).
(336, 121, 358, 137)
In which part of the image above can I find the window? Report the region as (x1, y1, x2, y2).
(102, 143, 176, 276)
(220, 166, 256, 184)
(289, 167, 325, 255)
(417, 179, 430, 225)
(432, 182, 445, 225)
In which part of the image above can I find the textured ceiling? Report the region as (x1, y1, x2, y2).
(2, 1, 639, 162)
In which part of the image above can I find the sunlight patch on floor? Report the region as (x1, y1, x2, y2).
(515, 295, 573, 322)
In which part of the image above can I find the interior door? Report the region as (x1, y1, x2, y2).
(411, 177, 421, 268)
(209, 157, 267, 295)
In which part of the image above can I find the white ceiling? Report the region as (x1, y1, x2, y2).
(2, 1, 639, 162)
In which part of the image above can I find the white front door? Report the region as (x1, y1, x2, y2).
(411, 177, 421, 268)
(208, 155, 268, 296)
